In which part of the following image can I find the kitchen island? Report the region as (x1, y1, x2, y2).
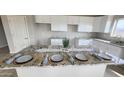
(0, 46, 114, 77)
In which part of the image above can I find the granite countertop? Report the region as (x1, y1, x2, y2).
(0, 69, 17, 77)
(0, 47, 113, 68)
(107, 64, 124, 76)
(95, 39, 124, 48)
(0, 50, 44, 68)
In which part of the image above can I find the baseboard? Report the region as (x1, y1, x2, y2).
(0, 44, 8, 48)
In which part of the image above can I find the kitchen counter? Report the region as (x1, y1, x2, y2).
(0, 46, 113, 68)
(0, 69, 17, 77)
(95, 39, 124, 48)
(106, 64, 124, 76)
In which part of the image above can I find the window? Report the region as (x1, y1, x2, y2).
(111, 18, 124, 37)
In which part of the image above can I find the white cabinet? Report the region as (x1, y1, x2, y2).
(68, 16, 79, 25)
(51, 16, 68, 31)
(92, 39, 124, 59)
(107, 44, 122, 57)
(93, 16, 107, 32)
(16, 64, 107, 77)
(93, 17, 103, 32)
(104, 15, 114, 33)
(34, 15, 96, 32)
(78, 17, 94, 32)
(93, 16, 114, 33)
(34, 15, 51, 23)
(92, 40, 110, 53)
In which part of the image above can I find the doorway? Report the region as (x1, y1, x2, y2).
(0, 16, 9, 58)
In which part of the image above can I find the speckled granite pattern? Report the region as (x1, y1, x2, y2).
(0, 69, 17, 77)
(0, 47, 113, 68)
(107, 65, 124, 76)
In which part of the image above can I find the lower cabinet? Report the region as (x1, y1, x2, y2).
(92, 40, 108, 53)
(92, 39, 124, 59)
(107, 44, 122, 57)
(16, 64, 107, 77)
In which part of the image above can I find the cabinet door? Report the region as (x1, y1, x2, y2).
(78, 17, 93, 32)
(108, 44, 121, 57)
(104, 16, 114, 33)
(93, 17, 102, 32)
(68, 16, 79, 25)
(92, 40, 108, 53)
(34, 15, 51, 23)
(51, 16, 67, 31)
(99, 42, 108, 52)
(7, 16, 30, 53)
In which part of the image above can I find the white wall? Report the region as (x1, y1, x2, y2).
(0, 17, 8, 48)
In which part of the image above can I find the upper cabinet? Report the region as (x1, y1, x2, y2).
(34, 15, 113, 33)
(34, 15, 51, 23)
(78, 17, 94, 32)
(104, 15, 114, 33)
(92, 17, 103, 32)
(68, 16, 79, 25)
(92, 16, 114, 33)
(51, 16, 68, 31)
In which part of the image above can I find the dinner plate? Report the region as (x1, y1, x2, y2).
(50, 54, 64, 62)
(15, 55, 33, 64)
(98, 53, 112, 60)
(13, 53, 22, 59)
(75, 53, 88, 61)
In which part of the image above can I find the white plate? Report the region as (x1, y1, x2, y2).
(15, 55, 33, 64)
(50, 54, 63, 62)
(75, 53, 88, 61)
(98, 53, 111, 60)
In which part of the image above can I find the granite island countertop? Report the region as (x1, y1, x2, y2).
(0, 47, 114, 68)
(106, 64, 124, 76)
(0, 69, 17, 77)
